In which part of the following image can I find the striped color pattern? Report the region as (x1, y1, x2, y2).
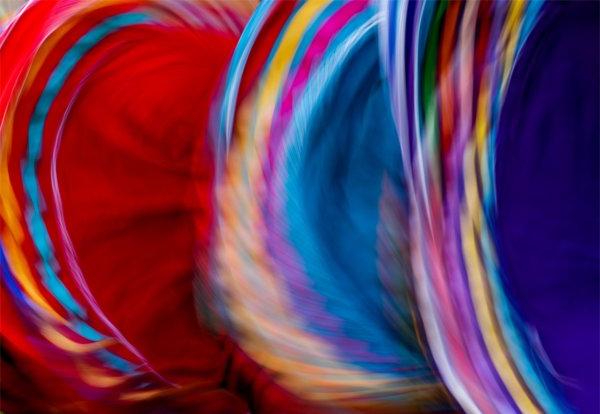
(379, 1, 571, 413)
(0, 0, 252, 404)
(207, 0, 451, 411)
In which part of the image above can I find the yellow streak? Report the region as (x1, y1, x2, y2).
(41, 325, 115, 353)
(462, 140, 539, 412)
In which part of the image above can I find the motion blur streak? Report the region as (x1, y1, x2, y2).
(1, 0, 597, 413)
(208, 0, 449, 412)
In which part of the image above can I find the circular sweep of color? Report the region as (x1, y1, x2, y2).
(207, 1, 453, 412)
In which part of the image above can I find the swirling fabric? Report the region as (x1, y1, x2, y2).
(379, 1, 598, 413)
(381, 1, 559, 413)
(1, 0, 598, 413)
(0, 1, 295, 412)
(209, 0, 449, 412)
